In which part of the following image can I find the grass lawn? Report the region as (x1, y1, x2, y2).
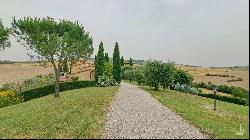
(141, 86, 249, 139)
(0, 86, 118, 139)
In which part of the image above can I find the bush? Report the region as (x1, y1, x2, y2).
(227, 78, 243, 82)
(197, 92, 248, 106)
(174, 69, 193, 85)
(194, 82, 249, 99)
(71, 76, 79, 82)
(96, 75, 117, 87)
(0, 90, 22, 108)
(188, 87, 200, 95)
(123, 69, 136, 82)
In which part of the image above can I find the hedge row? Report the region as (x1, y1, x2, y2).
(193, 82, 249, 99)
(21, 80, 96, 101)
(197, 93, 248, 106)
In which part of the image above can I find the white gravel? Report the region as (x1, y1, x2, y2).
(102, 82, 209, 139)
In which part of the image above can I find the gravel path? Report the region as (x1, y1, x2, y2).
(102, 82, 209, 139)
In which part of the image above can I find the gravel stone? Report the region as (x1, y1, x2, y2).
(102, 82, 209, 139)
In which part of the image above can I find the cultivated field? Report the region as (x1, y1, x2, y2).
(177, 65, 249, 90)
(0, 63, 53, 86)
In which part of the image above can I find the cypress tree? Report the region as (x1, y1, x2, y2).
(113, 42, 121, 83)
(95, 41, 105, 81)
(129, 57, 133, 66)
(104, 53, 109, 62)
(121, 56, 124, 66)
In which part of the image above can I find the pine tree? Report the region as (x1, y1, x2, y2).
(95, 41, 105, 81)
(121, 56, 124, 66)
(129, 57, 133, 66)
(104, 53, 109, 62)
(113, 42, 121, 83)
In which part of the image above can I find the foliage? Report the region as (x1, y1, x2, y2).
(0, 19, 10, 51)
(143, 60, 162, 90)
(21, 80, 96, 102)
(96, 75, 117, 87)
(129, 57, 133, 66)
(104, 62, 113, 77)
(121, 56, 124, 66)
(123, 69, 136, 82)
(121, 65, 132, 78)
(104, 53, 109, 62)
(70, 76, 79, 82)
(0, 90, 22, 108)
(61, 58, 69, 73)
(0, 86, 118, 138)
(134, 67, 145, 85)
(174, 69, 193, 85)
(112, 42, 121, 83)
(206, 73, 233, 77)
(95, 41, 105, 81)
(227, 78, 243, 82)
(159, 62, 176, 89)
(12, 17, 93, 97)
(193, 82, 249, 99)
(143, 60, 176, 90)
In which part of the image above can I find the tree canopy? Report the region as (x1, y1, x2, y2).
(113, 42, 121, 83)
(0, 19, 10, 51)
(12, 17, 93, 97)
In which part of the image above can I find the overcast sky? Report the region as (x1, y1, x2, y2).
(0, 0, 249, 66)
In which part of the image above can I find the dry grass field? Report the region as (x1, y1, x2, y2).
(0, 63, 54, 86)
(177, 64, 249, 90)
(0, 62, 95, 86)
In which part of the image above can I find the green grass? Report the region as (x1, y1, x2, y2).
(0, 86, 118, 139)
(140, 86, 249, 139)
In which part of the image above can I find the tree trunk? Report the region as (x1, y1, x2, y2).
(51, 61, 60, 98)
(54, 70, 60, 98)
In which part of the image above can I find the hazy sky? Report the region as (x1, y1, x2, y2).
(0, 0, 249, 66)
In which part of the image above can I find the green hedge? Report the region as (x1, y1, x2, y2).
(197, 93, 248, 106)
(21, 80, 96, 101)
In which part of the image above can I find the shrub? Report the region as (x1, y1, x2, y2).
(174, 69, 193, 85)
(123, 69, 136, 82)
(193, 82, 249, 99)
(96, 75, 117, 87)
(134, 68, 145, 85)
(21, 80, 96, 102)
(0, 90, 22, 107)
(174, 82, 181, 91)
(227, 78, 243, 82)
(197, 92, 248, 106)
(188, 87, 200, 95)
(71, 76, 79, 82)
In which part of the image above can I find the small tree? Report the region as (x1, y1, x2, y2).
(12, 17, 93, 97)
(123, 69, 135, 82)
(160, 62, 176, 89)
(121, 56, 124, 66)
(104, 53, 109, 62)
(95, 41, 105, 81)
(121, 65, 132, 79)
(112, 42, 121, 83)
(129, 57, 133, 66)
(174, 69, 193, 85)
(104, 62, 113, 77)
(143, 60, 162, 90)
(0, 19, 10, 51)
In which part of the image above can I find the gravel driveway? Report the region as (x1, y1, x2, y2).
(102, 82, 209, 139)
